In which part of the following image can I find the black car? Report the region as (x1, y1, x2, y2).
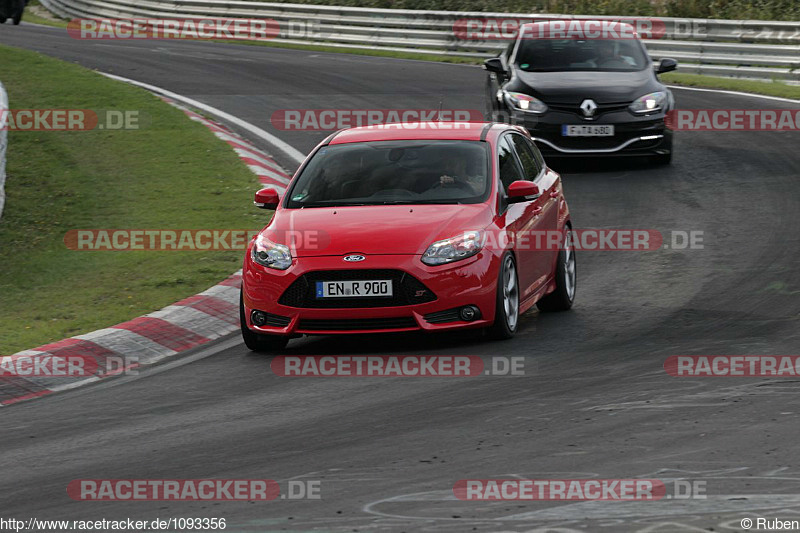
(0, 0, 26, 25)
(484, 21, 678, 164)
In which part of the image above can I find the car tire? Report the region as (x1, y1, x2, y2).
(537, 228, 576, 312)
(0, 17, 6, 23)
(240, 290, 289, 353)
(13, 13, 22, 25)
(488, 252, 519, 340)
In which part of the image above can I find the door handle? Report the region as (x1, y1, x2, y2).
(532, 206, 543, 216)
(549, 189, 560, 198)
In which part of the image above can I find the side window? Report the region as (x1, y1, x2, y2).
(497, 135, 524, 194)
(510, 134, 543, 180)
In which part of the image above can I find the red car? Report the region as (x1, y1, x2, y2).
(241, 122, 575, 352)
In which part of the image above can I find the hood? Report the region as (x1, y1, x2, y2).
(263, 203, 493, 257)
(511, 69, 659, 104)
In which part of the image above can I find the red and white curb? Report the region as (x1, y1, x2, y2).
(1, 103, 292, 407)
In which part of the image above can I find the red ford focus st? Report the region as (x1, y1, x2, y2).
(241, 122, 575, 352)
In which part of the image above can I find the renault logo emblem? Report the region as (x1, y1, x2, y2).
(343, 254, 365, 262)
(580, 99, 598, 118)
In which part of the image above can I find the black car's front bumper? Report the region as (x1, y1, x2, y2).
(509, 108, 672, 158)
(0, 0, 25, 18)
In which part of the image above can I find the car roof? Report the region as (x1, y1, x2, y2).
(328, 122, 495, 144)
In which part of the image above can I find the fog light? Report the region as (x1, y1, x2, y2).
(251, 310, 268, 327)
(460, 305, 480, 321)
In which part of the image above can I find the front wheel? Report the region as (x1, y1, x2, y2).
(487, 252, 519, 340)
(240, 291, 289, 353)
(13, 13, 22, 25)
(537, 231, 576, 312)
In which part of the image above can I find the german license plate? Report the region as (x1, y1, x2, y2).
(315, 280, 393, 298)
(562, 125, 615, 136)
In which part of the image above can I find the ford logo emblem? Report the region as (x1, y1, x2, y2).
(343, 254, 366, 262)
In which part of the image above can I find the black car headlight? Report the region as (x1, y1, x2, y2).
(503, 91, 548, 114)
(629, 91, 668, 115)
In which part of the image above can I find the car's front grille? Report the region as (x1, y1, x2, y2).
(297, 317, 418, 331)
(423, 308, 463, 324)
(278, 269, 436, 308)
(547, 102, 631, 118)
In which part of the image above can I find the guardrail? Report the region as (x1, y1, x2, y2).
(0, 81, 7, 220)
(40, 0, 800, 82)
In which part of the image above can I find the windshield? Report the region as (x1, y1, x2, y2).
(515, 38, 649, 72)
(285, 140, 490, 208)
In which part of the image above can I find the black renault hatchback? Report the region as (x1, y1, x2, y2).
(484, 20, 678, 164)
(0, 0, 26, 25)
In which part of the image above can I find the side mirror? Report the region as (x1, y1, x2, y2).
(254, 188, 280, 210)
(507, 181, 540, 203)
(483, 57, 505, 74)
(656, 58, 678, 74)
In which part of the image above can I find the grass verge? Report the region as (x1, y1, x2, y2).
(0, 44, 265, 354)
(660, 72, 800, 100)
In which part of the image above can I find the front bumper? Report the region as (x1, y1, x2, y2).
(242, 252, 500, 336)
(510, 108, 672, 158)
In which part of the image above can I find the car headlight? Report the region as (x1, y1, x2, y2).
(503, 91, 547, 114)
(629, 91, 667, 114)
(421, 231, 484, 266)
(251, 234, 292, 270)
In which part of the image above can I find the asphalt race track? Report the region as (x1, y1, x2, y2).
(2, 23, 800, 532)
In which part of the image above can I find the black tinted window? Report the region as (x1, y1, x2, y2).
(516, 38, 648, 72)
(498, 136, 523, 193)
(286, 140, 490, 208)
(510, 134, 542, 180)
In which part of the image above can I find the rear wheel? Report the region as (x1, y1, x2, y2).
(488, 252, 519, 340)
(240, 291, 289, 353)
(0, 17, 7, 23)
(537, 229, 576, 312)
(13, 13, 22, 25)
